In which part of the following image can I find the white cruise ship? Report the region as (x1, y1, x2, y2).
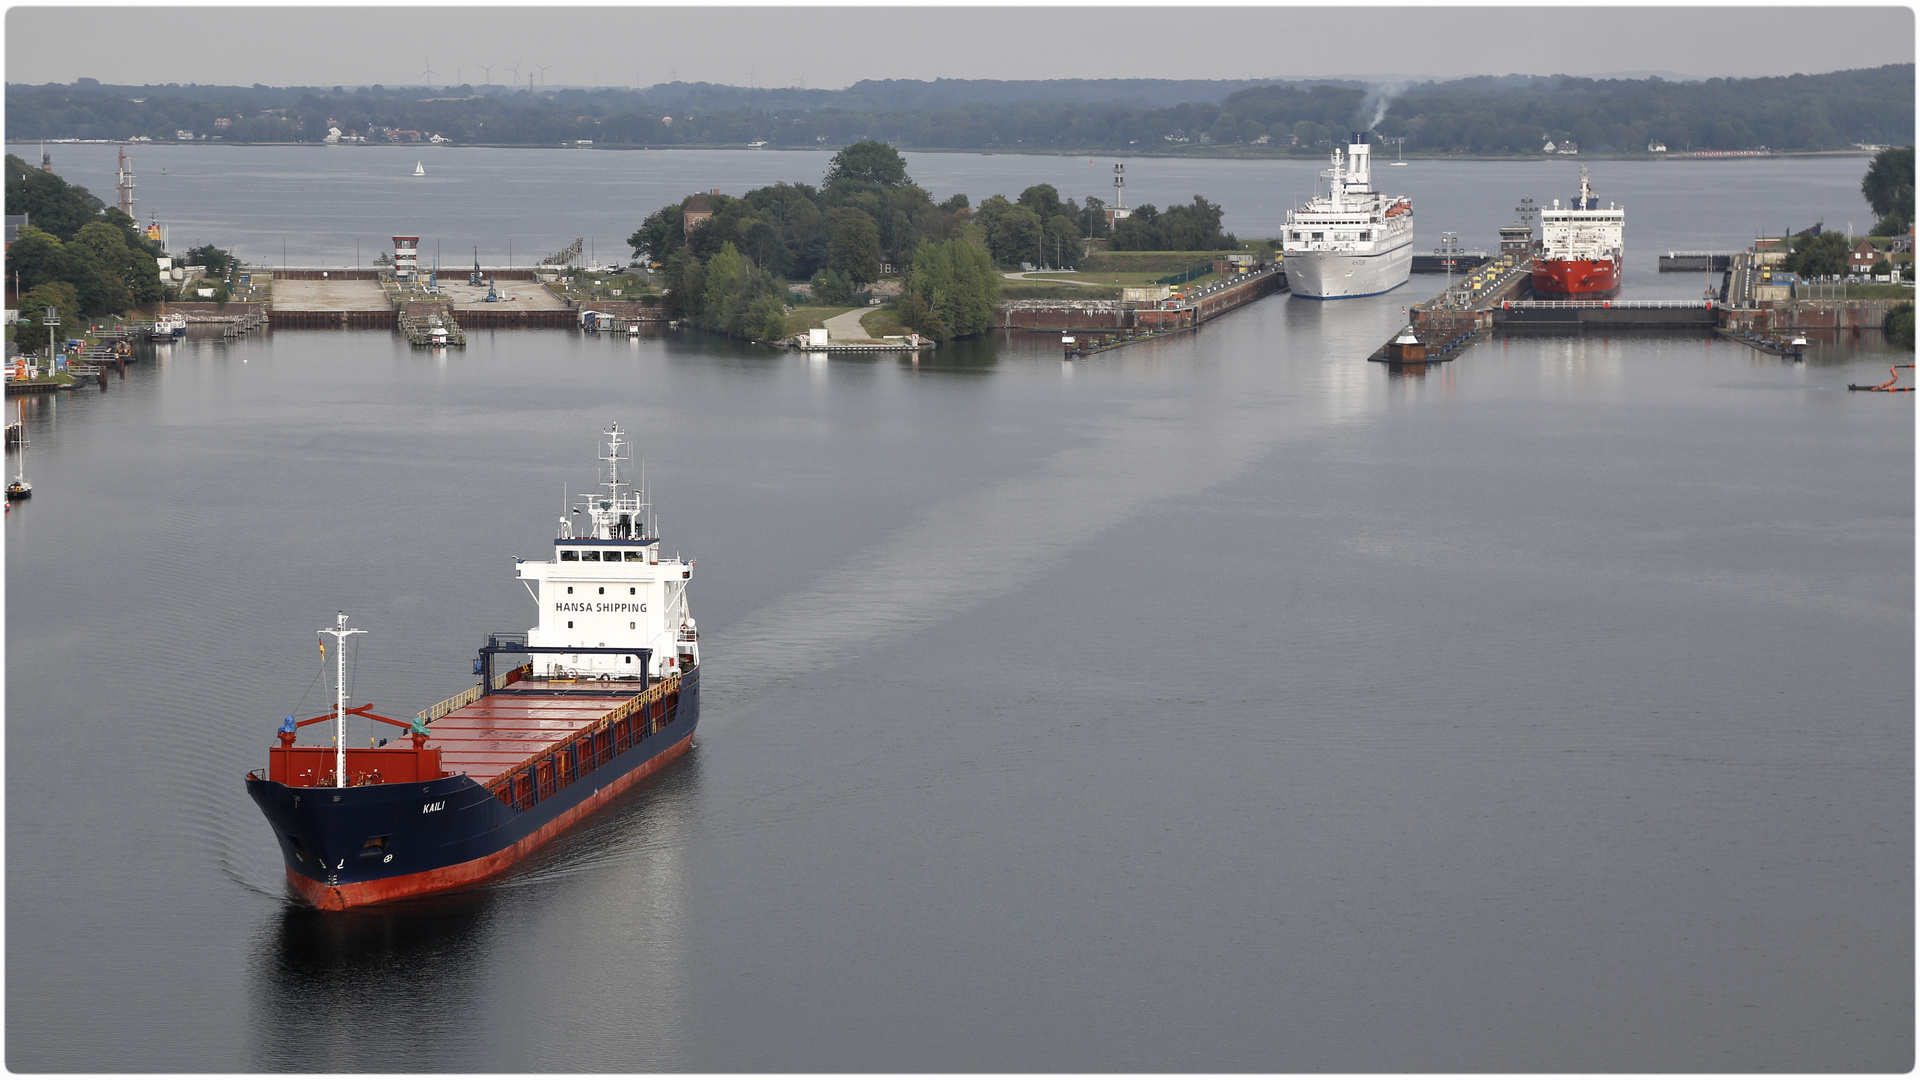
(1282, 132, 1413, 299)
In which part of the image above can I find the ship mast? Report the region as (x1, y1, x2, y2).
(116, 145, 136, 217)
(320, 611, 366, 787)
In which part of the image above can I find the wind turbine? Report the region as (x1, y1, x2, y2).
(478, 61, 496, 86)
(420, 59, 440, 85)
(536, 63, 551, 86)
(504, 61, 521, 88)
(745, 68, 757, 89)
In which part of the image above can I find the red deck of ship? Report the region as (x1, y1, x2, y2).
(424, 680, 644, 786)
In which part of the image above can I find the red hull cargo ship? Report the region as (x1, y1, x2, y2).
(247, 426, 701, 909)
(1532, 167, 1624, 298)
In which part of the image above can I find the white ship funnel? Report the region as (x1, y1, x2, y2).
(1346, 131, 1372, 190)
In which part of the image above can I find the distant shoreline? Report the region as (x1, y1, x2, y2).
(9, 140, 1878, 164)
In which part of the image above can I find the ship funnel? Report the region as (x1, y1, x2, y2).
(1345, 132, 1372, 189)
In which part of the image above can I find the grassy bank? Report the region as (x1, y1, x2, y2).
(782, 305, 857, 337)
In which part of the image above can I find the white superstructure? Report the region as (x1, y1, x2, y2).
(1538, 167, 1624, 264)
(517, 425, 699, 681)
(1283, 132, 1414, 299)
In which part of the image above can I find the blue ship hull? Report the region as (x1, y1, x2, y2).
(247, 667, 698, 908)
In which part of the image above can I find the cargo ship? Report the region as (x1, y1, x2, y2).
(246, 425, 700, 909)
(1532, 167, 1624, 298)
(1282, 131, 1414, 299)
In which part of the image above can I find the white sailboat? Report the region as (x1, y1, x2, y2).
(8, 403, 31, 500)
(413, 161, 425, 177)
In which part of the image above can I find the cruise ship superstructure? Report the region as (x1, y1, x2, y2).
(1283, 132, 1414, 299)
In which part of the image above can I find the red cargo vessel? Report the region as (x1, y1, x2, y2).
(1531, 167, 1624, 298)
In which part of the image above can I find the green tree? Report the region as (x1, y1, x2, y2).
(1045, 213, 1082, 269)
(6, 225, 70, 292)
(1863, 145, 1914, 235)
(1787, 231, 1850, 278)
(628, 203, 685, 263)
(14, 282, 81, 354)
(1017, 183, 1064, 223)
(74, 220, 147, 308)
(975, 195, 1043, 267)
(659, 250, 705, 320)
(8, 225, 117, 315)
(1885, 301, 1914, 349)
(828, 211, 882, 285)
(823, 139, 909, 189)
(701, 242, 747, 327)
(742, 293, 788, 341)
(4, 155, 104, 240)
(1108, 195, 1236, 252)
(898, 235, 998, 342)
(810, 267, 857, 305)
(185, 244, 234, 276)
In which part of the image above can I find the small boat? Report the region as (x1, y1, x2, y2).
(149, 311, 187, 340)
(8, 415, 29, 500)
(414, 161, 425, 177)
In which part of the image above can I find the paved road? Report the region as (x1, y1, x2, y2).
(1002, 271, 1101, 286)
(822, 306, 872, 341)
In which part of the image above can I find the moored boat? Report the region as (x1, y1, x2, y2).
(246, 425, 701, 909)
(1532, 167, 1624, 298)
(149, 311, 187, 340)
(8, 403, 30, 499)
(1282, 132, 1414, 299)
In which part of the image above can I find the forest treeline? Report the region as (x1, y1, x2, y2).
(6, 65, 1910, 154)
(4, 154, 170, 346)
(631, 140, 1234, 342)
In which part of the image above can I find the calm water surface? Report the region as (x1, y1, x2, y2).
(4, 148, 1912, 1071)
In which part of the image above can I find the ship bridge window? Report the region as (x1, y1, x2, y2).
(1312, 232, 1324, 241)
(625, 551, 645, 562)
(560, 550, 579, 562)
(1359, 231, 1371, 241)
(581, 551, 601, 562)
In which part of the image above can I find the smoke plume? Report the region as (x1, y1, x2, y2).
(1354, 81, 1405, 132)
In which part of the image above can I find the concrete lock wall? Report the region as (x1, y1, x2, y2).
(1722, 299, 1900, 332)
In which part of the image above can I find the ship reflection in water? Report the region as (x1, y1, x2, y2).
(248, 756, 699, 1071)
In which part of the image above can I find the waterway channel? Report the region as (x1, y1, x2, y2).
(4, 147, 1912, 1071)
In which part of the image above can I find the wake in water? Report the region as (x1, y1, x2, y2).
(704, 354, 1367, 714)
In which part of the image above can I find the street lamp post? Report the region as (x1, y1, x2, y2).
(1436, 233, 1461, 307)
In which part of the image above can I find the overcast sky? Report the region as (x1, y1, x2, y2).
(4, 5, 1913, 90)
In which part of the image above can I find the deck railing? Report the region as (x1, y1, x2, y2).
(414, 663, 529, 723)
(1502, 300, 1714, 310)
